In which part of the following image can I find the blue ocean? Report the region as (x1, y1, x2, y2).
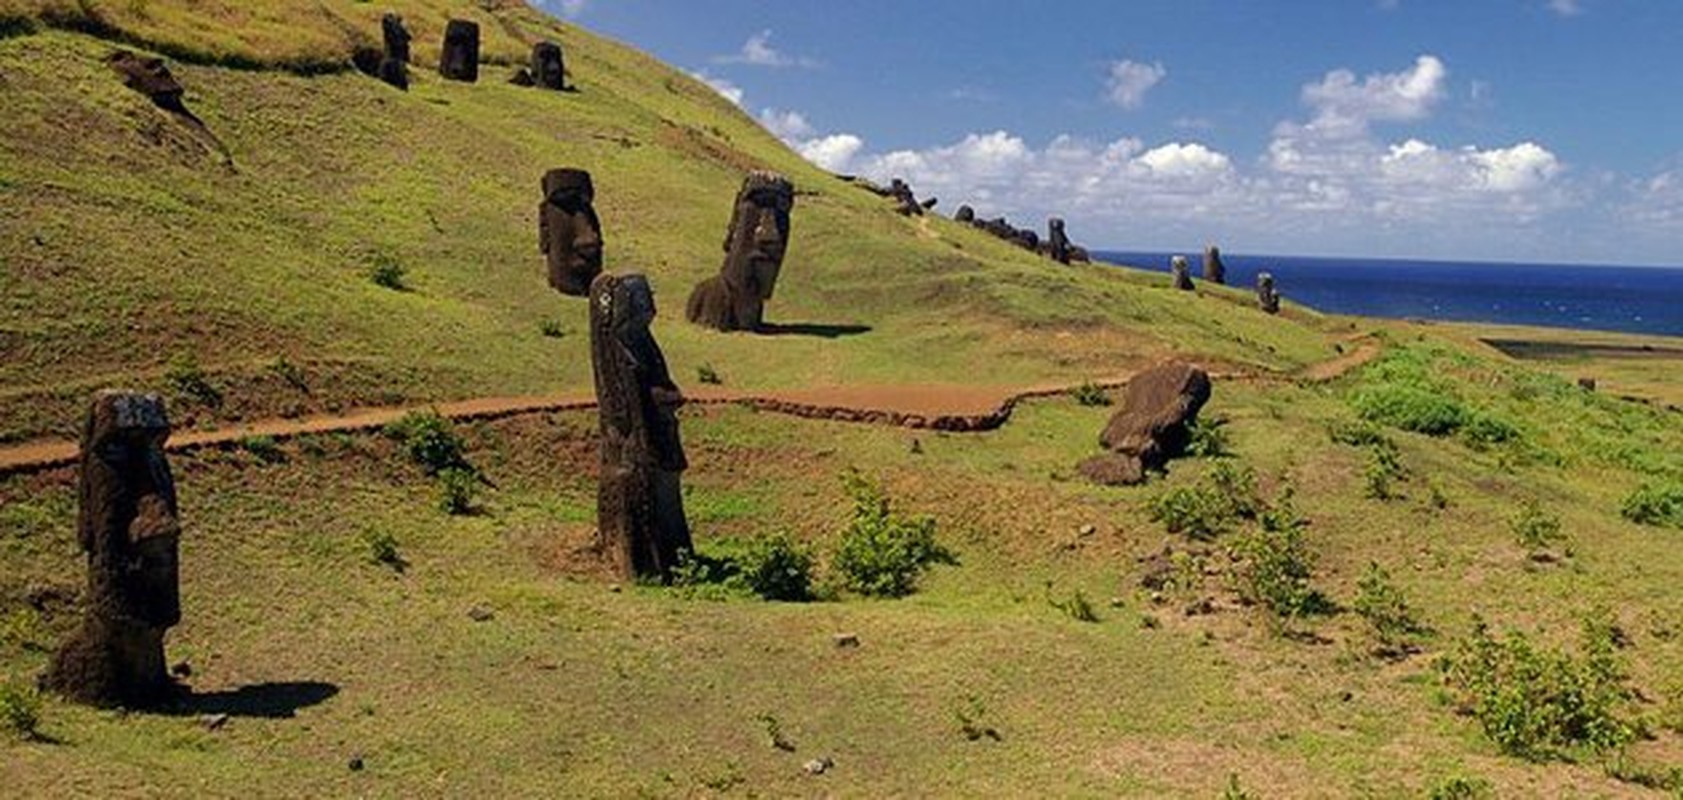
(1094, 251, 1683, 337)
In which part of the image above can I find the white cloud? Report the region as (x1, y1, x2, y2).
(798, 134, 866, 173)
(1105, 60, 1167, 110)
(758, 108, 814, 140)
(1548, 0, 1583, 17)
(714, 30, 817, 68)
(1299, 54, 1446, 137)
(690, 71, 744, 106)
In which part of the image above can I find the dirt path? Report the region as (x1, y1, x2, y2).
(1296, 335, 1383, 382)
(0, 346, 1355, 477)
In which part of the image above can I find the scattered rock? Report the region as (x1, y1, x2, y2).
(803, 756, 834, 775)
(467, 605, 494, 622)
(1578, 377, 1597, 392)
(833, 633, 860, 648)
(348, 755, 365, 772)
(201, 713, 230, 731)
(909, 438, 923, 455)
(170, 661, 192, 678)
(608, 583, 622, 593)
(1077, 524, 1098, 538)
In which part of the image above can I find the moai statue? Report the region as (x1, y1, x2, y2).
(955, 205, 975, 224)
(1203, 244, 1227, 285)
(439, 19, 480, 82)
(378, 13, 411, 90)
(538, 168, 604, 296)
(41, 392, 182, 708)
(1077, 363, 1212, 486)
(888, 179, 921, 216)
(106, 51, 190, 116)
(590, 273, 692, 581)
(1048, 218, 1073, 264)
(685, 171, 795, 332)
(532, 41, 566, 91)
(1171, 255, 1195, 291)
(1013, 228, 1040, 252)
(1257, 272, 1281, 314)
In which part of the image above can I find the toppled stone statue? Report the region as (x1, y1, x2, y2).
(107, 51, 192, 117)
(439, 19, 480, 82)
(41, 392, 182, 707)
(1048, 218, 1073, 265)
(686, 171, 794, 332)
(378, 13, 411, 90)
(532, 41, 566, 91)
(509, 68, 535, 86)
(538, 168, 604, 297)
(1203, 244, 1226, 285)
(1171, 255, 1195, 291)
(889, 179, 921, 216)
(1078, 363, 1212, 486)
(1257, 272, 1281, 314)
(1069, 246, 1091, 264)
(590, 273, 692, 580)
(954, 205, 975, 224)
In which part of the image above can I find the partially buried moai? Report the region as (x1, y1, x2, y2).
(439, 19, 480, 82)
(685, 171, 795, 332)
(590, 273, 692, 581)
(1257, 272, 1281, 314)
(539, 168, 604, 296)
(1048, 218, 1073, 264)
(1203, 244, 1226, 285)
(1171, 255, 1195, 290)
(41, 391, 182, 708)
(378, 13, 411, 90)
(532, 41, 566, 91)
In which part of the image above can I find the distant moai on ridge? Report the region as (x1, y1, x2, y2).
(40, 392, 183, 708)
(686, 171, 795, 332)
(589, 273, 692, 581)
(1171, 255, 1195, 290)
(1048, 218, 1072, 265)
(1203, 244, 1227, 285)
(538, 168, 604, 296)
(1257, 272, 1281, 314)
(439, 19, 480, 82)
(532, 41, 567, 91)
(954, 205, 975, 223)
(378, 13, 412, 90)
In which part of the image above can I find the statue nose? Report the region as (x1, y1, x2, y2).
(753, 213, 780, 246)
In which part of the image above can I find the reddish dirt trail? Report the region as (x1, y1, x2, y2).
(0, 344, 1367, 477)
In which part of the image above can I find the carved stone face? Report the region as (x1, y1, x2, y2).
(723, 173, 793, 300)
(542, 169, 603, 294)
(533, 42, 565, 89)
(84, 392, 180, 628)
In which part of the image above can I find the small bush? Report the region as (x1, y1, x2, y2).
(1353, 562, 1426, 654)
(1150, 462, 1261, 540)
(1461, 412, 1520, 448)
(1438, 613, 1636, 760)
(697, 363, 723, 385)
(1221, 774, 1255, 800)
(1209, 461, 1264, 518)
(1621, 482, 1683, 529)
(1229, 490, 1330, 619)
(236, 435, 285, 464)
(364, 530, 404, 571)
(955, 694, 1001, 742)
(1047, 585, 1099, 623)
(1070, 381, 1111, 407)
(831, 471, 953, 598)
(1186, 417, 1230, 458)
(269, 355, 309, 392)
(164, 352, 223, 408)
(538, 319, 565, 338)
(0, 682, 42, 741)
(736, 533, 815, 601)
(368, 253, 406, 290)
(1427, 775, 1493, 800)
(1352, 383, 1467, 436)
(1510, 500, 1566, 558)
(384, 411, 468, 474)
(437, 467, 479, 515)
(1329, 419, 1393, 449)
(1427, 480, 1452, 511)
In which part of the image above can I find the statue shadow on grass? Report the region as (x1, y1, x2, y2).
(758, 322, 872, 339)
(164, 680, 340, 719)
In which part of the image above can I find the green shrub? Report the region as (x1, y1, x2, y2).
(368, 253, 406, 290)
(236, 435, 285, 464)
(1186, 417, 1231, 458)
(1351, 383, 1467, 436)
(1047, 585, 1099, 623)
(269, 355, 309, 392)
(1150, 462, 1261, 540)
(1461, 412, 1520, 448)
(1438, 614, 1636, 760)
(1328, 419, 1393, 449)
(384, 410, 468, 474)
(0, 682, 42, 741)
(164, 352, 223, 408)
(737, 533, 815, 601)
(697, 363, 723, 385)
(1070, 381, 1111, 407)
(831, 471, 953, 598)
(538, 319, 565, 338)
(1229, 490, 1330, 619)
(364, 530, 404, 571)
(1510, 500, 1566, 558)
(437, 467, 479, 515)
(1220, 774, 1255, 800)
(1363, 444, 1405, 500)
(1353, 562, 1426, 654)
(1621, 482, 1683, 529)
(1427, 775, 1493, 800)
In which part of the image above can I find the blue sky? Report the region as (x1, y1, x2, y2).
(541, 1, 1683, 266)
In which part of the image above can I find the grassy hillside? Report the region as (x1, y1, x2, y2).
(0, 0, 1335, 444)
(3, 2, 1682, 798)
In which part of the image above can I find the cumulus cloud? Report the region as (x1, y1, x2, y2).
(1105, 60, 1167, 110)
(1548, 0, 1583, 16)
(714, 30, 817, 68)
(758, 108, 814, 140)
(690, 71, 744, 106)
(1299, 54, 1446, 137)
(798, 135, 866, 172)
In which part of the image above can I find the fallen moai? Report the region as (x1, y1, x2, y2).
(1077, 363, 1212, 486)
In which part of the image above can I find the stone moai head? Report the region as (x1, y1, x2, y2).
(381, 13, 411, 63)
(440, 19, 480, 82)
(80, 391, 181, 628)
(955, 205, 975, 223)
(1048, 218, 1072, 263)
(532, 41, 565, 90)
(1171, 255, 1195, 290)
(1257, 272, 1280, 313)
(1203, 244, 1226, 285)
(722, 171, 795, 302)
(539, 168, 604, 296)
